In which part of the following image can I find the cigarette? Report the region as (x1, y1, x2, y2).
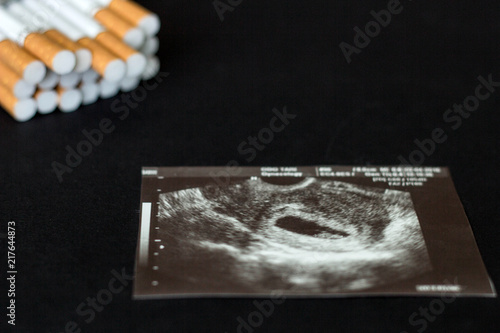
(63, 0, 146, 49)
(81, 69, 100, 84)
(34, 89, 58, 114)
(59, 72, 82, 89)
(80, 83, 100, 105)
(24, 33, 76, 75)
(95, 8, 146, 49)
(0, 7, 76, 75)
(0, 32, 46, 84)
(0, 59, 36, 99)
(95, 31, 147, 77)
(0, 83, 37, 122)
(9, 1, 92, 73)
(38, 70, 60, 91)
(142, 56, 160, 81)
(43, 30, 93, 73)
(141, 36, 159, 56)
(99, 78, 120, 99)
(78, 37, 126, 82)
(97, 0, 161, 37)
(56, 86, 83, 112)
(120, 76, 140, 92)
(26, 0, 126, 82)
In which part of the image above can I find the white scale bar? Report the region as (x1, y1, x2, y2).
(139, 202, 152, 266)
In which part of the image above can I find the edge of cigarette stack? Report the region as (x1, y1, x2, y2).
(108, 0, 161, 37)
(0, 83, 37, 122)
(0, 39, 46, 84)
(0, 60, 36, 99)
(94, 31, 146, 77)
(94, 7, 145, 49)
(120, 76, 140, 92)
(141, 36, 159, 56)
(142, 56, 160, 81)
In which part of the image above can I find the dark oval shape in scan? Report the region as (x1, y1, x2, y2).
(275, 216, 349, 238)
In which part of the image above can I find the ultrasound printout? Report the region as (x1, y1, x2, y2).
(133, 166, 496, 298)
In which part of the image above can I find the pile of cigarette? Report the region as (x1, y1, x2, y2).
(0, 0, 160, 122)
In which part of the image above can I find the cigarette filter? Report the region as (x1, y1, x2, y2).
(23, 32, 76, 75)
(0, 83, 37, 122)
(0, 39, 46, 84)
(95, 31, 146, 77)
(78, 37, 126, 82)
(106, 0, 160, 36)
(142, 56, 160, 81)
(38, 70, 60, 90)
(99, 78, 120, 99)
(44, 29, 92, 73)
(56, 86, 83, 112)
(34, 89, 58, 114)
(59, 72, 82, 89)
(141, 36, 159, 56)
(0, 60, 36, 99)
(81, 69, 100, 84)
(94, 7, 145, 49)
(120, 76, 140, 92)
(80, 83, 100, 105)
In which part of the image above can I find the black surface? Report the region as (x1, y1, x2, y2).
(1, 0, 499, 332)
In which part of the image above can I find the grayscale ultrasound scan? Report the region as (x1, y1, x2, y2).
(134, 166, 495, 298)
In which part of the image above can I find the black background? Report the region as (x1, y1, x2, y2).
(1, 0, 499, 332)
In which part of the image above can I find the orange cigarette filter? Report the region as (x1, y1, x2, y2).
(95, 31, 137, 61)
(94, 31, 146, 77)
(44, 30, 86, 55)
(0, 39, 38, 77)
(94, 8, 136, 41)
(0, 59, 23, 92)
(78, 37, 120, 77)
(44, 29, 92, 73)
(0, 83, 17, 111)
(108, 0, 153, 27)
(23, 32, 69, 71)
